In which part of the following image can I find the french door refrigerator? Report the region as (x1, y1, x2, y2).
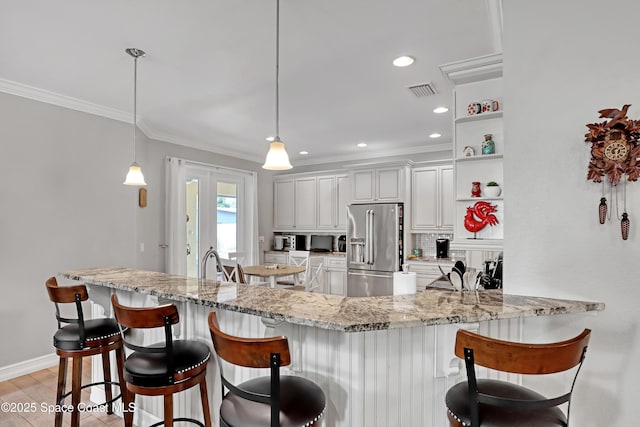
(347, 202, 404, 296)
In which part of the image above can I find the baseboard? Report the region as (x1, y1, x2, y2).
(0, 353, 58, 382)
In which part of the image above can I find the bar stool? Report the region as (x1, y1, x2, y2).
(111, 294, 212, 427)
(445, 328, 591, 427)
(45, 277, 129, 427)
(208, 311, 325, 427)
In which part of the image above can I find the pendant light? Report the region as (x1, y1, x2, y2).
(123, 48, 147, 185)
(262, 0, 292, 170)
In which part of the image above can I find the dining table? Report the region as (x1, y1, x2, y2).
(242, 264, 306, 288)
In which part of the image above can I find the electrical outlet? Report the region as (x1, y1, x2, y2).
(258, 236, 265, 243)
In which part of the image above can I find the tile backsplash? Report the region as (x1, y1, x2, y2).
(411, 233, 465, 259)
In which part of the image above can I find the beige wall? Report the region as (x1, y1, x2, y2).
(504, 1, 640, 425)
(0, 91, 272, 367)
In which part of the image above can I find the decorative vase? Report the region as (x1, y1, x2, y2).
(482, 134, 495, 155)
(483, 185, 501, 198)
(471, 182, 481, 197)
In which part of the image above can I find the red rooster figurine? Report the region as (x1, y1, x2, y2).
(464, 201, 499, 234)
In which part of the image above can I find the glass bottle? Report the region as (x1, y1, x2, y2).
(482, 134, 495, 155)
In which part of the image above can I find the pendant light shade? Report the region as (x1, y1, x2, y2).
(123, 48, 147, 185)
(124, 162, 147, 186)
(262, 0, 292, 170)
(263, 138, 292, 170)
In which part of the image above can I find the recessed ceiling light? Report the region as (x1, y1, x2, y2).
(300, 151, 309, 155)
(266, 136, 275, 142)
(357, 142, 368, 148)
(393, 56, 415, 67)
(433, 107, 449, 114)
(429, 133, 441, 138)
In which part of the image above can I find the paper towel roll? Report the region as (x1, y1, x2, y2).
(393, 271, 416, 295)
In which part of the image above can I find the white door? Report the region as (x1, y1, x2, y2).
(182, 164, 252, 278)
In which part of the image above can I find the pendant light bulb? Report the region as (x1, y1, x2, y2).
(262, 0, 292, 170)
(123, 48, 147, 186)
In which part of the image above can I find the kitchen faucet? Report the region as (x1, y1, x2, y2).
(201, 246, 225, 281)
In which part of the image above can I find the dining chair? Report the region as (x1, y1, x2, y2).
(276, 250, 309, 286)
(445, 328, 591, 427)
(221, 258, 246, 284)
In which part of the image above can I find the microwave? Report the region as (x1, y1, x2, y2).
(282, 234, 306, 251)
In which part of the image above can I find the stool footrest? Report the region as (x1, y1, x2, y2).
(149, 417, 205, 427)
(59, 380, 122, 412)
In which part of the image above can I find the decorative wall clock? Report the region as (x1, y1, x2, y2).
(585, 105, 640, 240)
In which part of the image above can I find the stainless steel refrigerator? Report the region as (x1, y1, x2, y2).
(347, 202, 404, 296)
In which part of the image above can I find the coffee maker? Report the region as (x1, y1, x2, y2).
(436, 238, 449, 258)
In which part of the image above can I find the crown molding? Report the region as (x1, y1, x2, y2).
(0, 77, 131, 123)
(439, 53, 503, 87)
(0, 77, 451, 167)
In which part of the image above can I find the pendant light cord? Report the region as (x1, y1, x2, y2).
(133, 54, 138, 163)
(275, 0, 280, 139)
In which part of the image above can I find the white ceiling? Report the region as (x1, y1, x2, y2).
(0, 0, 500, 166)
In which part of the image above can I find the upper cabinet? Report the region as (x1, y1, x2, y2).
(440, 53, 504, 250)
(411, 164, 453, 231)
(351, 165, 408, 203)
(274, 173, 349, 232)
(317, 174, 349, 230)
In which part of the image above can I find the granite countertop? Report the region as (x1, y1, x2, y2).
(61, 267, 604, 333)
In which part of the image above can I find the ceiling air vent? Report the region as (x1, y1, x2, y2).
(408, 82, 437, 98)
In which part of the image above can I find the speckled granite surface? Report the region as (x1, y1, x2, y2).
(61, 267, 604, 333)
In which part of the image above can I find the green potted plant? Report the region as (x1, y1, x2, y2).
(483, 181, 501, 198)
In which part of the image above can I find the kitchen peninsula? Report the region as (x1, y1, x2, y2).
(61, 267, 604, 426)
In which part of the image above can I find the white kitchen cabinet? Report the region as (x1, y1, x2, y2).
(336, 175, 350, 229)
(274, 173, 349, 232)
(351, 166, 405, 202)
(408, 261, 453, 289)
(274, 179, 295, 229)
(264, 252, 288, 265)
(294, 177, 316, 230)
(411, 165, 453, 231)
(325, 257, 346, 296)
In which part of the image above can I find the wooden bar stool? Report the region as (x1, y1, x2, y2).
(45, 277, 130, 427)
(445, 328, 591, 427)
(111, 294, 212, 427)
(208, 311, 325, 427)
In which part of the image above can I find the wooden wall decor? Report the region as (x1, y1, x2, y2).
(585, 105, 639, 239)
(139, 188, 147, 208)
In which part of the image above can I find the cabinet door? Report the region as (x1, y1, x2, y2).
(274, 179, 295, 229)
(265, 252, 288, 264)
(376, 167, 402, 201)
(336, 175, 350, 229)
(412, 168, 438, 229)
(352, 170, 374, 202)
(326, 270, 346, 295)
(317, 176, 336, 229)
(294, 177, 316, 229)
(440, 166, 454, 229)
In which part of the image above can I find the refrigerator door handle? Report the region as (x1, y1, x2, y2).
(368, 210, 374, 265)
(364, 209, 370, 264)
(347, 271, 392, 279)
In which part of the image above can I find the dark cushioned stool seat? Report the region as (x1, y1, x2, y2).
(221, 375, 326, 427)
(446, 379, 567, 427)
(53, 318, 121, 351)
(124, 340, 211, 387)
